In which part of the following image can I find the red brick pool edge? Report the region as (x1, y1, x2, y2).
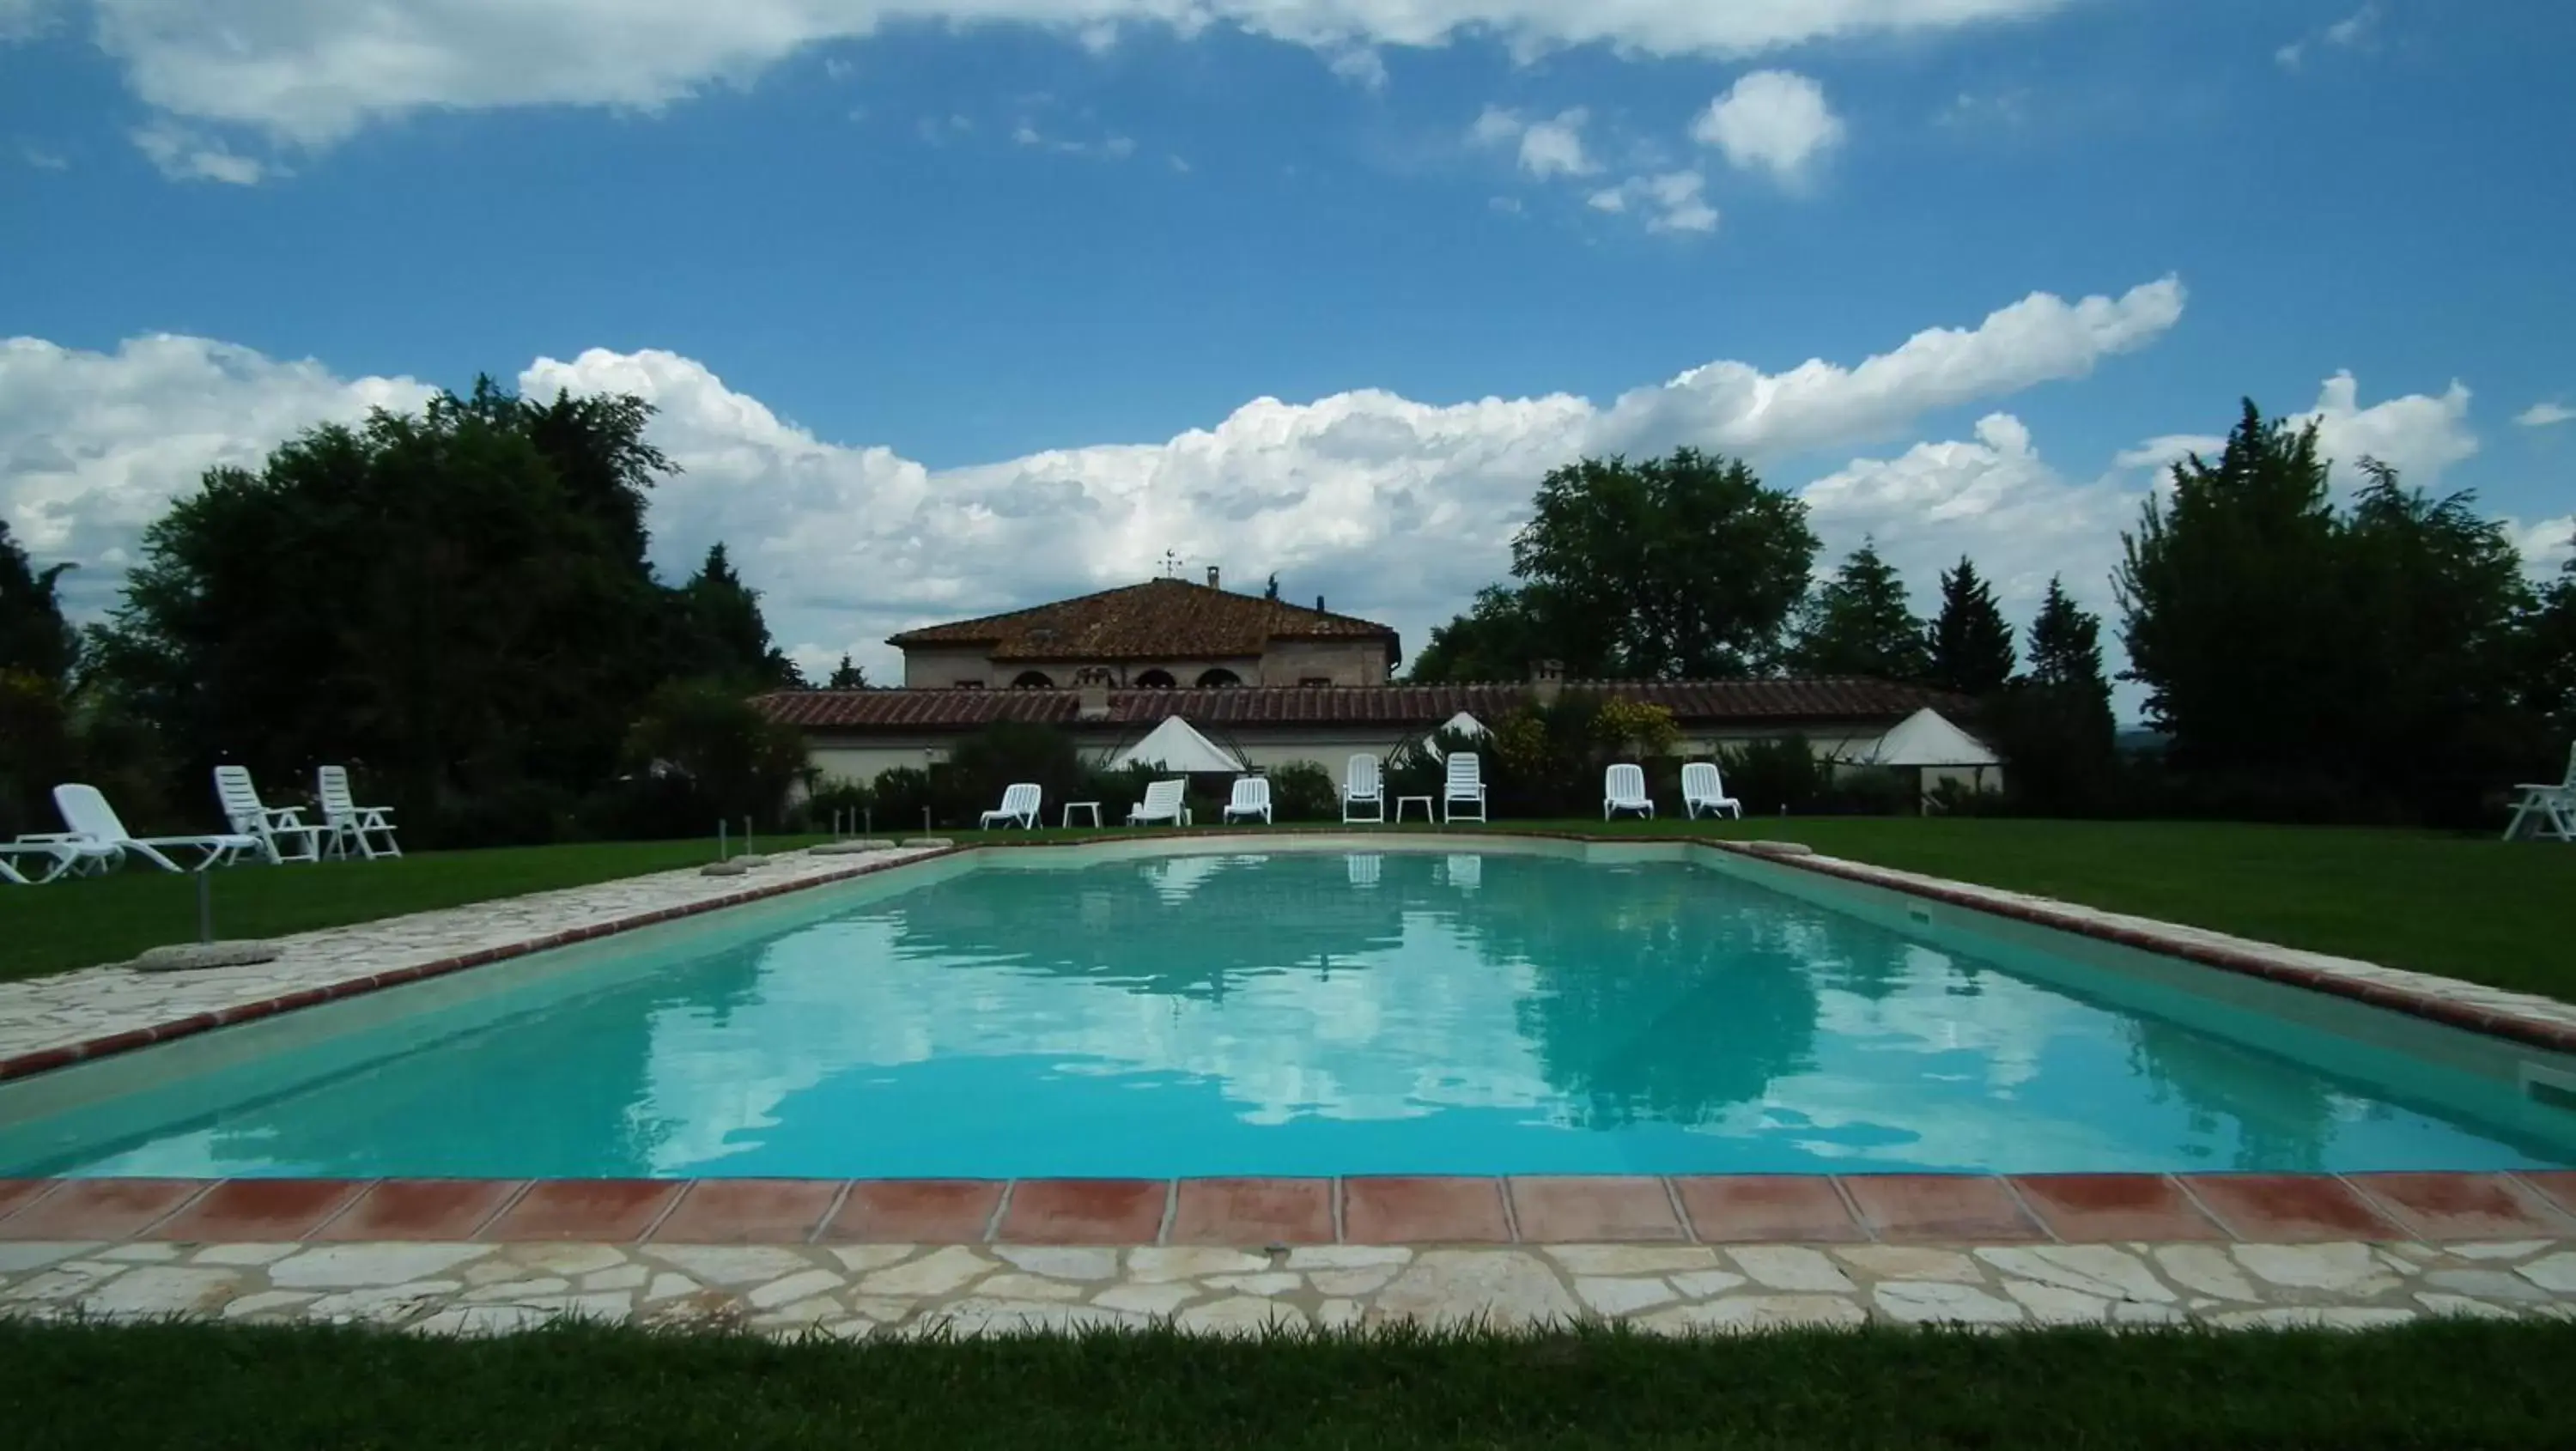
(4, 1172, 2573, 1248)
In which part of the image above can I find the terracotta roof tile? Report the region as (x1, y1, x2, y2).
(757, 677, 1955, 732)
(885, 578, 1398, 663)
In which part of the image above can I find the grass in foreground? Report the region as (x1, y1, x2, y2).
(8, 1318, 2575, 1450)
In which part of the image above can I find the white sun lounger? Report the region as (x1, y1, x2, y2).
(1604, 762, 1655, 820)
(2503, 742, 2576, 842)
(979, 782, 1043, 829)
(1442, 752, 1487, 823)
(1341, 754, 1384, 823)
(1127, 779, 1190, 827)
(318, 765, 402, 859)
(1222, 776, 1273, 824)
(52, 783, 258, 873)
(1682, 761, 1744, 820)
(214, 765, 325, 864)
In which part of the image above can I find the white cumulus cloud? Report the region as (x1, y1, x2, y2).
(21, 0, 2068, 157)
(1692, 69, 1846, 185)
(1586, 171, 1718, 234)
(3, 276, 2181, 678)
(1470, 106, 1596, 179)
(2516, 402, 2573, 429)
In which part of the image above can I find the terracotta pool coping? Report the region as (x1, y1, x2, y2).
(4, 828, 2572, 1089)
(5, 1171, 2574, 1248)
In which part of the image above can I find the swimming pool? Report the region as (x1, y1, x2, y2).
(3, 840, 2572, 1179)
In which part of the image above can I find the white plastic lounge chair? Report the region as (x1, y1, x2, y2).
(979, 782, 1043, 830)
(317, 766, 401, 859)
(1341, 754, 1384, 824)
(213, 765, 325, 864)
(2503, 742, 2576, 842)
(1222, 776, 1273, 824)
(1603, 763, 1655, 821)
(51, 783, 258, 873)
(1127, 779, 1190, 828)
(1682, 762, 1744, 821)
(3, 829, 115, 882)
(1443, 752, 1487, 823)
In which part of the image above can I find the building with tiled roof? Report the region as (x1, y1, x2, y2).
(759, 659, 1974, 797)
(887, 570, 1400, 689)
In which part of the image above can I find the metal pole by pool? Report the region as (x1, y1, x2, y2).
(196, 872, 212, 944)
(718, 820, 728, 859)
(744, 817, 755, 857)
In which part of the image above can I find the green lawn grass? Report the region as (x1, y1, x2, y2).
(0, 835, 825, 984)
(3, 818, 2569, 1001)
(8, 1319, 2573, 1451)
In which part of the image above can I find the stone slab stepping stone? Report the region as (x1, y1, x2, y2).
(700, 861, 751, 877)
(129, 940, 285, 972)
(1741, 841, 1815, 857)
(809, 840, 897, 855)
(900, 837, 955, 848)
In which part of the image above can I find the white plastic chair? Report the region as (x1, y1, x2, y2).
(1346, 853, 1382, 888)
(213, 765, 325, 864)
(1127, 779, 1190, 827)
(1222, 776, 1273, 824)
(1682, 762, 1744, 820)
(1341, 754, 1384, 823)
(51, 783, 258, 873)
(1603, 763, 1655, 820)
(1443, 752, 1487, 823)
(2503, 742, 2576, 842)
(317, 766, 401, 859)
(979, 782, 1043, 829)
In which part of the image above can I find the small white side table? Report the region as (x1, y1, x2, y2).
(1394, 795, 1434, 822)
(1061, 801, 1103, 829)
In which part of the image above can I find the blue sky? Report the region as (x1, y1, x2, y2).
(3, 0, 2571, 695)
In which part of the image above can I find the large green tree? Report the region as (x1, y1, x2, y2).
(1413, 449, 1817, 680)
(91, 379, 792, 841)
(2117, 401, 2538, 817)
(1985, 576, 2117, 810)
(1789, 542, 1930, 681)
(2521, 557, 2576, 746)
(1923, 556, 2017, 696)
(671, 543, 803, 689)
(0, 520, 78, 683)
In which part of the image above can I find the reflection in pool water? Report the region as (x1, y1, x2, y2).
(13, 849, 2574, 1179)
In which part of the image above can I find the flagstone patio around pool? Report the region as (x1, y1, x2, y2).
(3, 1172, 2574, 1337)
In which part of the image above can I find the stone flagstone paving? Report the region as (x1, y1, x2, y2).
(4, 1236, 2574, 1339)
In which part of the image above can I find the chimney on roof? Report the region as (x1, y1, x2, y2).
(1315, 595, 1326, 612)
(1206, 565, 1221, 590)
(1530, 658, 1565, 707)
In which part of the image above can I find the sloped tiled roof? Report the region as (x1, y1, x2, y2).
(757, 677, 1957, 732)
(885, 578, 1399, 663)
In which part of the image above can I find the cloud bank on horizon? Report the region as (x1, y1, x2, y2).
(6, 273, 2544, 690)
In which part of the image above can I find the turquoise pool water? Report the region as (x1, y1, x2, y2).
(4, 846, 2573, 1178)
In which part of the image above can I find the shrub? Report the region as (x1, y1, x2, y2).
(947, 722, 1087, 819)
(790, 777, 872, 834)
(871, 766, 935, 832)
(1266, 761, 1337, 822)
(622, 679, 809, 827)
(1717, 733, 1826, 816)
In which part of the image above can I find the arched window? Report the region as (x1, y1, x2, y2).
(1010, 671, 1055, 689)
(1194, 668, 1242, 689)
(1135, 669, 1177, 689)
